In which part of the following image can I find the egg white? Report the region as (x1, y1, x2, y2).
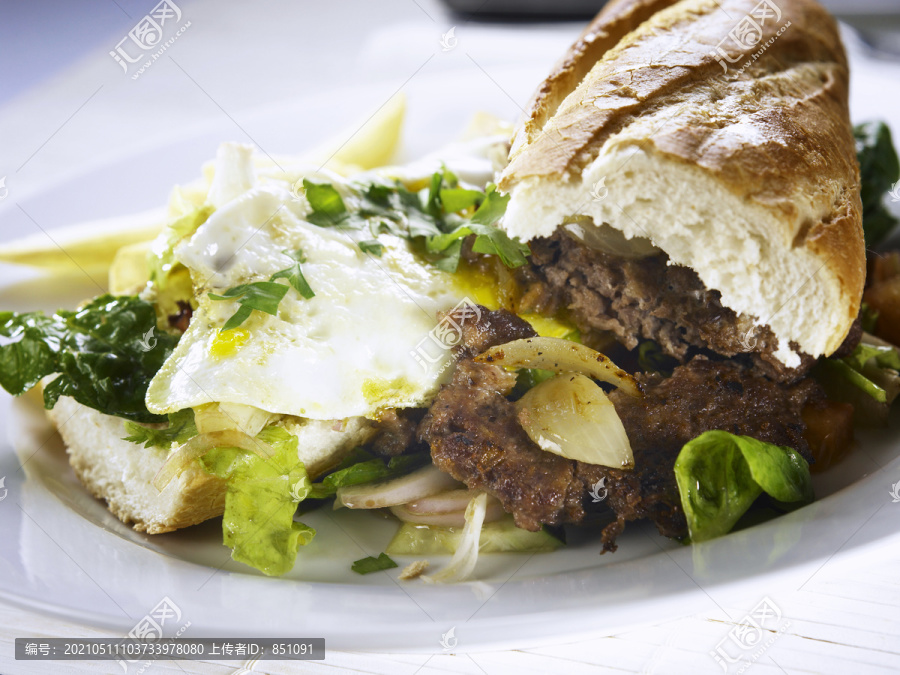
(146, 142, 473, 420)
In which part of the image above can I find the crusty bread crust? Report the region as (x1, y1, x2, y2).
(500, 0, 865, 361)
(510, 0, 680, 158)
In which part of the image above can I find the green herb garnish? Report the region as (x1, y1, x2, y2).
(209, 248, 314, 331)
(308, 452, 429, 500)
(674, 430, 814, 543)
(854, 121, 900, 248)
(358, 240, 385, 256)
(302, 170, 530, 273)
(123, 408, 197, 448)
(0, 295, 178, 423)
(351, 553, 398, 575)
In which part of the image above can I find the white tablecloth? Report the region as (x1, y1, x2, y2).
(2, 1, 900, 673)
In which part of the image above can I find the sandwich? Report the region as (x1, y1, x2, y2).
(2, 0, 899, 580)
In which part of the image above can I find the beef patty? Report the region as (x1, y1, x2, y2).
(503, 231, 861, 382)
(418, 305, 824, 550)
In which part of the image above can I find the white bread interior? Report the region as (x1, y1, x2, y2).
(504, 143, 848, 368)
(499, 0, 865, 366)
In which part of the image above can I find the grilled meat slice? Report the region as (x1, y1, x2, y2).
(419, 305, 824, 549)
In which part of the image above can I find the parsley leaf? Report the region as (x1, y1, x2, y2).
(0, 295, 178, 423)
(351, 553, 398, 575)
(358, 240, 385, 256)
(440, 187, 483, 214)
(209, 281, 290, 331)
(210, 248, 315, 331)
(270, 249, 315, 299)
(301, 170, 530, 272)
(123, 408, 198, 448)
(302, 180, 348, 227)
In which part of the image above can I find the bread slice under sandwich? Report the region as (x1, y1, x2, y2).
(47, 396, 373, 534)
(499, 0, 865, 368)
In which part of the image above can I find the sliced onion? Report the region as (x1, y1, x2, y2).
(476, 336, 641, 397)
(516, 373, 634, 469)
(390, 494, 505, 527)
(566, 219, 660, 260)
(403, 489, 498, 515)
(336, 465, 462, 509)
(153, 429, 276, 491)
(862, 331, 896, 349)
(422, 492, 488, 584)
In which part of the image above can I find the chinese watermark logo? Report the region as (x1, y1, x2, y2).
(590, 176, 608, 202)
(710, 0, 790, 74)
(890, 481, 900, 503)
(710, 597, 790, 674)
(889, 180, 900, 203)
(589, 477, 608, 503)
(0, 476, 7, 503)
(439, 626, 457, 650)
(290, 179, 306, 203)
(0, 176, 7, 201)
(411, 299, 481, 372)
(290, 480, 307, 502)
(440, 27, 458, 52)
(116, 597, 191, 674)
(739, 326, 759, 352)
(110, 1, 191, 80)
(138, 327, 158, 353)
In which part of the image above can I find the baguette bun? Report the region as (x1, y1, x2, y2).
(47, 397, 373, 534)
(499, 0, 864, 367)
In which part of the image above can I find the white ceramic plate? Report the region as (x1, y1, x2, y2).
(1, 60, 900, 653)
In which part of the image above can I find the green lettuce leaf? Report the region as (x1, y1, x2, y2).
(843, 342, 900, 372)
(123, 408, 197, 448)
(817, 341, 900, 406)
(0, 295, 178, 423)
(674, 430, 813, 543)
(861, 302, 879, 334)
(820, 359, 887, 403)
(200, 426, 315, 576)
(358, 240, 384, 256)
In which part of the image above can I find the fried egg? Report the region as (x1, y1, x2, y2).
(145, 141, 486, 420)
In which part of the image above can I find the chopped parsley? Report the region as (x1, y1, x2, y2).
(351, 553, 398, 575)
(302, 169, 530, 273)
(123, 408, 197, 448)
(209, 248, 314, 331)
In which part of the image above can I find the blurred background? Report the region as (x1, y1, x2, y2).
(2, 0, 900, 234)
